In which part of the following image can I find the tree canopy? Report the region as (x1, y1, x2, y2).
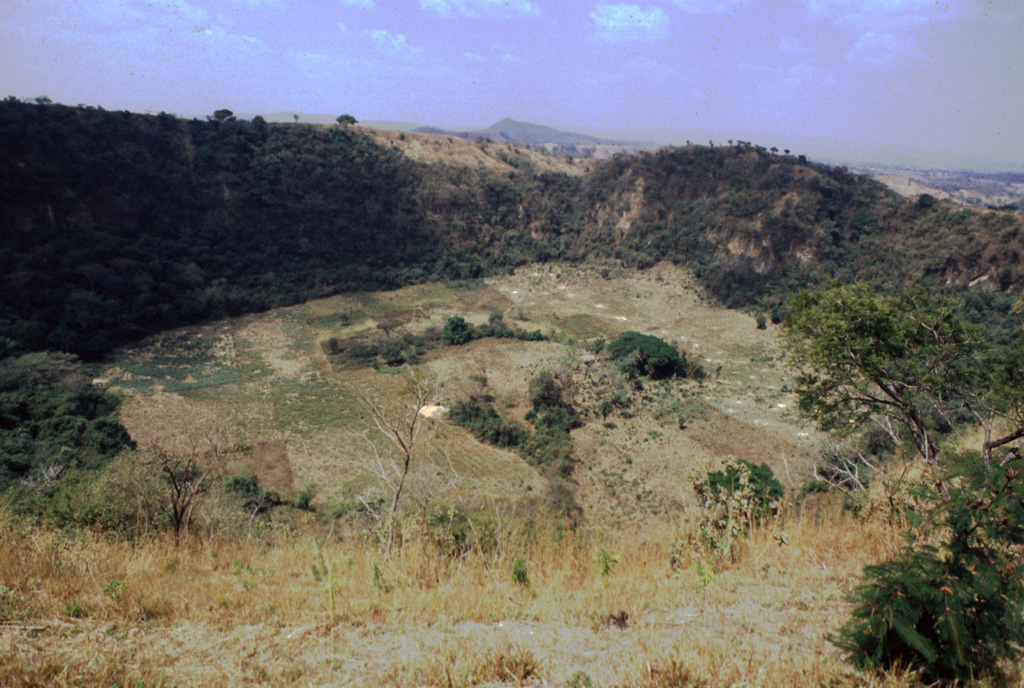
(606, 331, 687, 380)
(785, 281, 1024, 472)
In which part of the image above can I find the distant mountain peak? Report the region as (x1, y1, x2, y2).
(476, 118, 606, 146)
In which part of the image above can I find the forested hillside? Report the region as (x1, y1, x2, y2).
(2, 99, 1022, 359)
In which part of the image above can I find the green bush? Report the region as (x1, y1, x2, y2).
(512, 557, 529, 586)
(224, 473, 279, 512)
(691, 458, 784, 559)
(449, 400, 529, 448)
(442, 316, 473, 345)
(606, 331, 687, 380)
(832, 464, 1024, 682)
(702, 459, 783, 515)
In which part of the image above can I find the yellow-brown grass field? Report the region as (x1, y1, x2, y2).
(5, 262, 1014, 686)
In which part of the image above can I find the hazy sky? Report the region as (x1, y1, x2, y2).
(1, 0, 1022, 169)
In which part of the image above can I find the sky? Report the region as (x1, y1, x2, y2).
(1, 0, 1022, 169)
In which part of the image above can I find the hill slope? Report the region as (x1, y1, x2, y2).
(2, 100, 1022, 360)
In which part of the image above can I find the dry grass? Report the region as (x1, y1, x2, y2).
(365, 127, 598, 177)
(103, 262, 825, 531)
(0, 503, 959, 687)
(49, 264, 995, 684)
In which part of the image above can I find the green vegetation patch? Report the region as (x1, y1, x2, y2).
(0, 352, 134, 494)
(268, 374, 360, 436)
(607, 331, 692, 380)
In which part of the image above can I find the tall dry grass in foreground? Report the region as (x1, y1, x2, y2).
(0, 503, 1001, 687)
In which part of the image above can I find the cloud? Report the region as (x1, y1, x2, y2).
(194, 24, 263, 46)
(210, 0, 283, 6)
(462, 49, 522, 65)
(590, 4, 668, 42)
(83, 0, 209, 29)
(368, 29, 409, 52)
(781, 62, 840, 91)
(670, 0, 744, 14)
(846, 31, 915, 64)
(806, 0, 965, 28)
(420, 0, 538, 17)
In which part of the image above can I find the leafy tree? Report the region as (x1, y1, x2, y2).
(0, 352, 134, 492)
(785, 282, 1024, 474)
(788, 283, 1024, 680)
(832, 463, 1024, 682)
(528, 370, 564, 412)
(209, 109, 235, 122)
(606, 331, 686, 380)
(336, 114, 357, 126)
(441, 316, 473, 346)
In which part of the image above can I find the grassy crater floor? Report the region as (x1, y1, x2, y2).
(101, 262, 823, 526)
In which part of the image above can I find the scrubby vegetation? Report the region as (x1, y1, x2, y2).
(322, 313, 547, 369)
(606, 330, 695, 380)
(448, 398, 530, 450)
(0, 352, 133, 499)
(787, 282, 1024, 682)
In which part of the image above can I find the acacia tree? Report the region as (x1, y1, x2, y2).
(785, 282, 1024, 478)
(145, 442, 221, 541)
(126, 403, 241, 542)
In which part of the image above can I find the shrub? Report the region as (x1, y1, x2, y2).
(702, 459, 783, 515)
(426, 504, 499, 557)
(511, 557, 529, 586)
(441, 316, 473, 345)
(692, 458, 784, 558)
(449, 400, 529, 448)
(295, 482, 317, 511)
(606, 331, 686, 380)
(381, 345, 405, 366)
(224, 473, 279, 513)
(832, 464, 1024, 682)
(527, 370, 564, 412)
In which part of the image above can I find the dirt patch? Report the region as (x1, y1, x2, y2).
(688, 408, 817, 485)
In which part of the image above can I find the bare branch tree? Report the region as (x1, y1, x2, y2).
(354, 369, 447, 554)
(137, 411, 240, 542)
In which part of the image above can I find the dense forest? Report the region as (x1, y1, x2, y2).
(2, 99, 1022, 360)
